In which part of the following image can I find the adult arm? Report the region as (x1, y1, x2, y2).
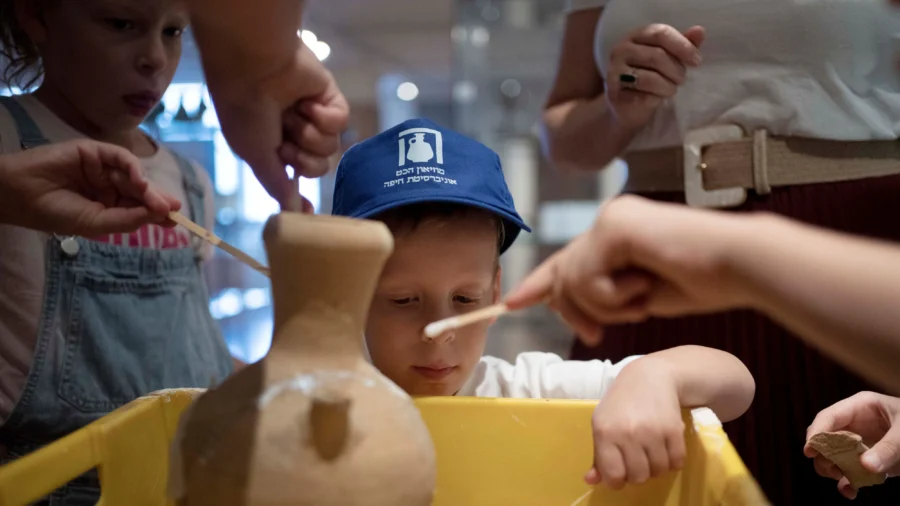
(187, 0, 349, 211)
(542, 6, 634, 173)
(732, 213, 900, 394)
(507, 196, 900, 393)
(542, 5, 703, 173)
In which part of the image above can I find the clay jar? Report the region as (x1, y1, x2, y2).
(175, 214, 436, 505)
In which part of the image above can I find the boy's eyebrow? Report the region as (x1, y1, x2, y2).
(92, 2, 146, 19)
(373, 276, 417, 290)
(96, 0, 179, 18)
(376, 276, 491, 290)
(454, 281, 491, 291)
(376, 285, 491, 296)
(95, 0, 141, 11)
(375, 287, 414, 295)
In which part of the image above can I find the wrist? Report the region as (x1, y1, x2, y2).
(601, 93, 651, 136)
(598, 96, 642, 148)
(626, 352, 705, 412)
(620, 355, 678, 393)
(543, 95, 643, 174)
(721, 211, 794, 312)
(198, 39, 300, 96)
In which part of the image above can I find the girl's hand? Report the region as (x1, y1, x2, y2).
(0, 139, 181, 235)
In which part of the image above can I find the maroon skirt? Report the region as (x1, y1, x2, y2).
(571, 174, 900, 505)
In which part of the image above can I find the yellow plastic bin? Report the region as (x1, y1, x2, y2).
(0, 389, 768, 505)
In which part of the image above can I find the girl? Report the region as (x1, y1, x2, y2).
(0, 0, 232, 502)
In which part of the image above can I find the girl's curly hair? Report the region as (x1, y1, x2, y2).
(0, 0, 43, 90)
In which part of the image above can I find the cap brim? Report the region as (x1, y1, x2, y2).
(351, 194, 531, 253)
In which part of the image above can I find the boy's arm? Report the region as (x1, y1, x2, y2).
(624, 345, 756, 423)
(586, 344, 753, 488)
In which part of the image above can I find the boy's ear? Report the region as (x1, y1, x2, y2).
(15, 0, 48, 44)
(488, 266, 502, 325)
(494, 266, 503, 302)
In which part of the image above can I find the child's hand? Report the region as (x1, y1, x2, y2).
(804, 392, 900, 500)
(587, 358, 686, 489)
(0, 139, 181, 235)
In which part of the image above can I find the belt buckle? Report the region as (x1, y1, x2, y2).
(683, 125, 747, 208)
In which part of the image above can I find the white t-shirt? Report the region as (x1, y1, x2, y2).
(567, 0, 900, 151)
(459, 352, 642, 399)
(0, 94, 215, 422)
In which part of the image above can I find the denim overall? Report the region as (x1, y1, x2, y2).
(0, 97, 233, 504)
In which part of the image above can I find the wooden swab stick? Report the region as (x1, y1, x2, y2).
(423, 303, 510, 341)
(168, 211, 271, 278)
(422, 294, 555, 342)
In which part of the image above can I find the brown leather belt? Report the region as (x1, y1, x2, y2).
(622, 126, 900, 208)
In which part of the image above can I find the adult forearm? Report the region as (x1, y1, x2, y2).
(541, 96, 638, 173)
(731, 215, 900, 393)
(188, 0, 305, 85)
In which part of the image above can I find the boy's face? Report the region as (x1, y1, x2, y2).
(24, 0, 187, 132)
(367, 215, 501, 397)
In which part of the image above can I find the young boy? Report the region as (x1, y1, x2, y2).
(332, 118, 756, 488)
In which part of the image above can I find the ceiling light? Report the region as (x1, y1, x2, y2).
(298, 30, 331, 62)
(500, 78, 522, 98)
(299, 30, 318, 45)
(452, 80, 478, 104)
(312, 41, 331, 61)
(397, 82, 419, 101)
(471, 26, 490, 47)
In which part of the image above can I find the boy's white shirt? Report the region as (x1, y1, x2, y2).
(459, 352, 643, 399)
(457, 353, 722, 427)
(360, 340, 641, 400)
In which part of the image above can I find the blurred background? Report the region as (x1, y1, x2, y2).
(149, 0, 627, 363)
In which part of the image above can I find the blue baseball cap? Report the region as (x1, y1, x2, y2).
(332, 118, 530, 253)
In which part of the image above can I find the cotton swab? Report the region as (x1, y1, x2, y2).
(423, 303, 511, 341)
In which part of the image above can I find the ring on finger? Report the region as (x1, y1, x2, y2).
(619, 68, 639, 90)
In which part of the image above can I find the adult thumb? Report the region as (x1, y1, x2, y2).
(683, 25, 706, 49)
(504, 249, 563, 310)
(861, 422, 900, 476)
(504, 262, 554, 310)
